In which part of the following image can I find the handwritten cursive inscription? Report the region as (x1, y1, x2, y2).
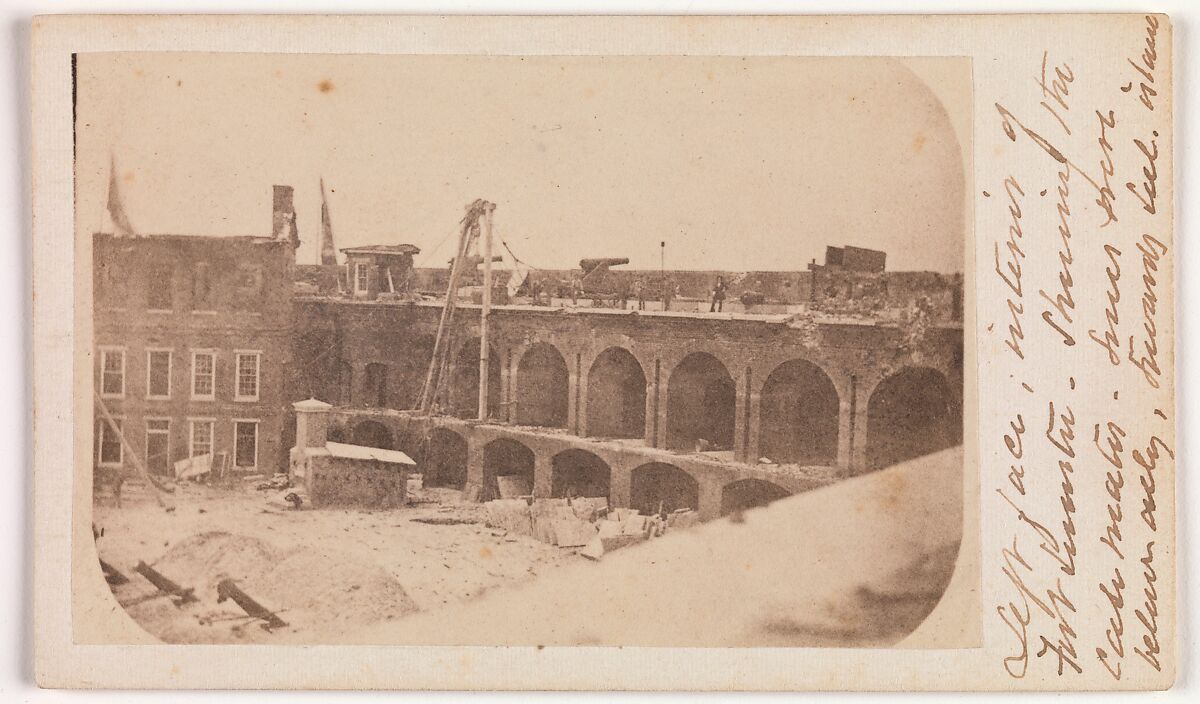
(1126, 234, 1167, 389)
(990, 21, 1172, 684)
(1121, 15, 1160, 112)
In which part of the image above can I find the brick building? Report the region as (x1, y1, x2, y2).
(93, 231, 294, 478)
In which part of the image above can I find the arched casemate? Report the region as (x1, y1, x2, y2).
(666, 352, 736, 452)
(630, 462, 699, 515)
(720, 478, 791, 516)
(514, 342, 570, 428)
(550, 449, 611, 500)
(758, 359, 840, 466)
(423, 427, 468, 489)
(586, 347, 646, 439)
(326, 420, 348, 444)
(448, 338, 502, 419)
(364, 362, 388, 408)
(866, 366, 961, 471)
(482, 438, 535, 501)
(392, 334, 435, 411)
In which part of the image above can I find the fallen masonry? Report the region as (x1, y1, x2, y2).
(482, 496, 700, 558)
(92, 485, 572, 643)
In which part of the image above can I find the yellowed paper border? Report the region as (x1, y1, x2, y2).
(32, 13, 1174, 690)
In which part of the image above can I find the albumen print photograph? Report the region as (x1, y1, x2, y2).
(77, 52, 973, 647)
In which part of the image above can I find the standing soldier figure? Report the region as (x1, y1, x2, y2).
(710, 276, 727, 312)
(570, 275, 581, 306)
(634, 278, 646, 310)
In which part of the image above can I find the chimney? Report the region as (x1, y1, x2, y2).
(272, 185, 299, 247)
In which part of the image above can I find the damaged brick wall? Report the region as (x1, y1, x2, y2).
(94, 233, 294, 476)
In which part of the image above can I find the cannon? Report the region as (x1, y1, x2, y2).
(579, 257, 630, 277)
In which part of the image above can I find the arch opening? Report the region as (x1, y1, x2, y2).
(483, 438, 535, 501)
(514, 343, 569, 428)
(350, 420, 393, 450)
(720, 478, 791, 516)
(327, 420, 348, 444)
(666, 352, 735, 452)
(448, 338, 502, 420)
(393, 334, 435, 411)
(759, 359, 840, 465)
(586, 347, 646, 439)
(423, 428, 468, 489)
(551, 449, 611, 499)
(364, 362, 388, 408)
(630, 462, 699, 515)
(866, 367, 961, 470)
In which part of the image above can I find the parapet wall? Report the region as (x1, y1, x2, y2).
(402, 266, 963, 321)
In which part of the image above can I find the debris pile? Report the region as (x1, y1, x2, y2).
(93, 485, 575, 644)
(253, 473, 291, 492)
(122, 531, 420, 640)
(482, 497, 700, 560)
(246, 472, 313, 511)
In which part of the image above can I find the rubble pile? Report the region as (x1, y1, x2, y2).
(93, 483, 576, 644)
(252, 473, 291, 492)
(483, 497, 700, 560)
(131, 530, 420, 641)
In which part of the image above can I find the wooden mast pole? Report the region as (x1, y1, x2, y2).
(93, 390, 171, 508)
(417, 208, 474, 414)
(478, 201, 496, 422)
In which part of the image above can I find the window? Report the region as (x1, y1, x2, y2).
(235, 352, 261, 401)
(96, 418, 123, 466)
(99, 347, 125, 398)
(145, 418, 171, 476)
(146, 349, 172, 399)
(97, 260, 127, 308)
(233, 264, 263, 310)
(234, 420, 259, 469)
(192, 262, 214, 311)
(148, 263, 174, 311)
(192, 351, 215, 400)
(354, 263, 369, 293)
(189, 419, 215, 458)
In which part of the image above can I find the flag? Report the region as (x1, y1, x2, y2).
(502, 242, 531, 297)
(508, 260, 531, 298)
(106, 154, 135, 237)
(319, 178, 338, 265)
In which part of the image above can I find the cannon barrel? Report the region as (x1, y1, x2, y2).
(579, 257, 630, 275)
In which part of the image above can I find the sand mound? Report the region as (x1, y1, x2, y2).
(156, 531, 282, 594)
(258, 551, 419, 630)
(153, 531, 418, 636)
